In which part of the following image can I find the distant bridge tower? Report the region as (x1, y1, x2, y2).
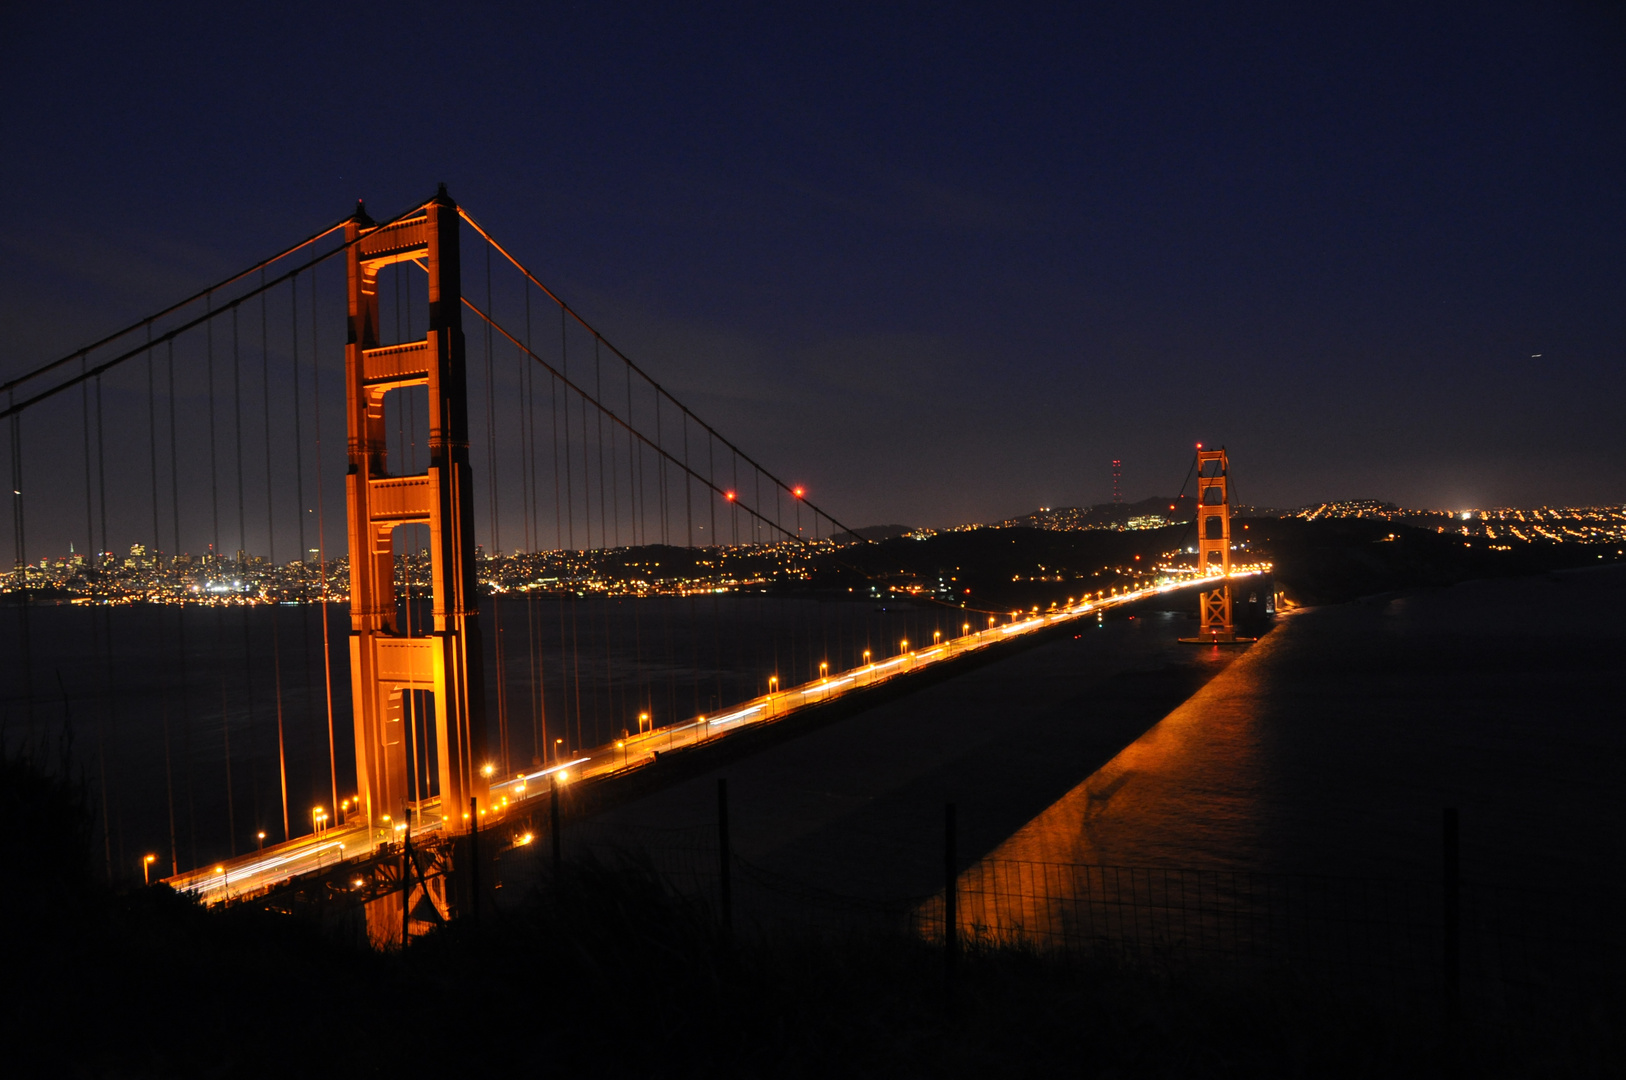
(1111, 459, 1122, 504)
(1194, 446, 1233, 641)
(344, 188, 487, 835)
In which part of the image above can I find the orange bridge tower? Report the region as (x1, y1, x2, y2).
(344, 188, 487, 836)
(1192, 446, 1235, 642)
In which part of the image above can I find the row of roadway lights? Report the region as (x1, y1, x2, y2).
(158, 592, 1135, 889)
(142, 803, 342, 886)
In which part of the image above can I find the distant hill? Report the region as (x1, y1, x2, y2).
(1246, 517, 1614, 605)
(993, 497, 1196, 532)
(830, 524, 915, 544)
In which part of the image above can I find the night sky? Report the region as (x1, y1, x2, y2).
(3, 2, 1622, 529)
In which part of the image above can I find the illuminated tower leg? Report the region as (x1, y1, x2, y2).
(1181, 446, 1238, 644)
(345, 188, 487, 837)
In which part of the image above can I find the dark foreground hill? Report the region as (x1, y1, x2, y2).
(3, 744, 1617, 1077)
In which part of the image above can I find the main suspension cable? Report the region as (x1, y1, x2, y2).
(456, 209, 857, 539)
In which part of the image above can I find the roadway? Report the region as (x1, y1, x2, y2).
(168, 567, 1264, 902)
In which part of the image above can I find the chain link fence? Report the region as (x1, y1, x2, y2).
(507, 813, 1622, 1024)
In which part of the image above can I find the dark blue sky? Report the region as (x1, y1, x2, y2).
(3, 2, 1621, 527)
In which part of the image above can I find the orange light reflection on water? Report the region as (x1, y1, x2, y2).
(945, 626, 1287, 949)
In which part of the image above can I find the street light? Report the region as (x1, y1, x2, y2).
(256, 830, 266, 852)
(819, 660, 828, 681)
(933, 629, 941, 645)
(554, 737, 564, 761)
(962, 622, 970, 638)
(638, 711, 650, 734)
(481, 763, 496, 780)
(142, 854, 156, 886)
(616, 739, 626, 768)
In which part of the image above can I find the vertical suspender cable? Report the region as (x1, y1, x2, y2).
(207, 302, 236, 855)
(656, 397, 676, 729)
(682, 413, 699, 720)
(312, 269, 338, 817)
(81, 361, 94, 563)
(594, 339, 615, 740)
(8, 393, 33, 734)
(232, 308, 261, 835)
(626, 362, 645, 719)
(709, 433, 722, 711)
(521, 287, 543, 765)
(484, 244, 509, 772)
(93, 371, 114, 882)
(147, 327, 177, 872)
(550, 362, 567, 757)
(290, 272, 321, 809)
(261, 276, 289, 842)
(166, 341, 196, 870)
(563, 315, 582, 752)
(578, 366, 597, 743)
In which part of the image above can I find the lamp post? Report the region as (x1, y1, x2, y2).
(616, 739, 626, 768)
(819, 661, 828, 681)
(142, 854, 156, 886)
(554, 737, 564, 762)
(256, 831, 266, 852)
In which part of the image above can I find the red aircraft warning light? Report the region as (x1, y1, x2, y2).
(725, 490, 737, 501)
(793, 486, 805, 498)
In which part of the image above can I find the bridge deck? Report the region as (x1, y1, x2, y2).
(167, 570, 1260, 903)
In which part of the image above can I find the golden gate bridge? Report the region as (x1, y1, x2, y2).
(0, 187, 1250, 939)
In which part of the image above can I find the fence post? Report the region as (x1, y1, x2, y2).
(1443, 807, 1460, 1027)
(401, 825, 412, 949)
(944, 802, 959, 991)
(550, 775, 562, 873)
(469, 796, 479, 920)
(717, 778, 733, 937)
